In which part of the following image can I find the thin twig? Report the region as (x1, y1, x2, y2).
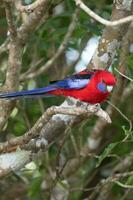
(75, 0, 133, 26)
(107, 100, 132, 132)
(115, 67, 133, 82)
(20, 58, 44, 81)
(69, 171, 133, 194)
(113, 180, 133, 189)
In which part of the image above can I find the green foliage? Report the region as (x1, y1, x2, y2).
(28, 176, 42, 198)
(0, 0, 133, 199)
(96, 142, 118, 167)
(126, 175, 133, 185)
(96, 125, 133, 167)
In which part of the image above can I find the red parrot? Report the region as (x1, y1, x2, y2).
(0, 69, 116, 104)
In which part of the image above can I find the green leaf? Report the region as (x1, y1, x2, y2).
(10, 108, 18, 118)
(96, 142, 118, 167)
(126, 175, 133, 185)
(28, 79, 36, 90)
(28, 176, 42, 198)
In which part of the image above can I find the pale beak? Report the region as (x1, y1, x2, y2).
(107, 85, 113, 92)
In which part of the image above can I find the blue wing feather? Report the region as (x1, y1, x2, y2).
(55, 78, 89, 89)
(50, 70, 93, 89)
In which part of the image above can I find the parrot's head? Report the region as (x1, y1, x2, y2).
(95, 70, 116, 93)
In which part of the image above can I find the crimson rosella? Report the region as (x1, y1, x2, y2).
(0, 69, 116, 104)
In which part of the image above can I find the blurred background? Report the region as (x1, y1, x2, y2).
(0, 0, 133, 199)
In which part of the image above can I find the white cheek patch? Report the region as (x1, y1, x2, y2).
(107, 85, 113, 92)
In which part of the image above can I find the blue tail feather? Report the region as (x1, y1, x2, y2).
(0, 86, 56, 99)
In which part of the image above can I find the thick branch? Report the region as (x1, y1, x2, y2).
(0, 150, 31, 178)
(0, 101, 110, 153)
(89, 0, 132, 69)
(19, 0, 51, 13)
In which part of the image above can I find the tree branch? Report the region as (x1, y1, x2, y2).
(20, 8, 79, 80)
(18, 0, 51, 13)
(75, 0, 133, 26)
(0, 150, 31, 178)
(0, 101, 111, 153)
(17, 0, 51, 44)
(89, 0, 132, 69)
(4, 2, 17, 40)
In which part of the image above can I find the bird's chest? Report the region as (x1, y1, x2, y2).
(76, 85, 109, 104)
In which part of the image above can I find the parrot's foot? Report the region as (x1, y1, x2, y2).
(94, 103, 101, 109)
(76, 101, 101, 110)
(67, 97, 88, 107)
(28, 137, 48, 152)
(67, 97, 101, 110)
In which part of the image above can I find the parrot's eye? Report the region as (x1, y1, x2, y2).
(102, 79, 106, 84)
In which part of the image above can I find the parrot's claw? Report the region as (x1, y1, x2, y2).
(94, 103, 101, 109)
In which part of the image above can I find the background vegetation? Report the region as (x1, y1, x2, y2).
(0, 0, 133, 199)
